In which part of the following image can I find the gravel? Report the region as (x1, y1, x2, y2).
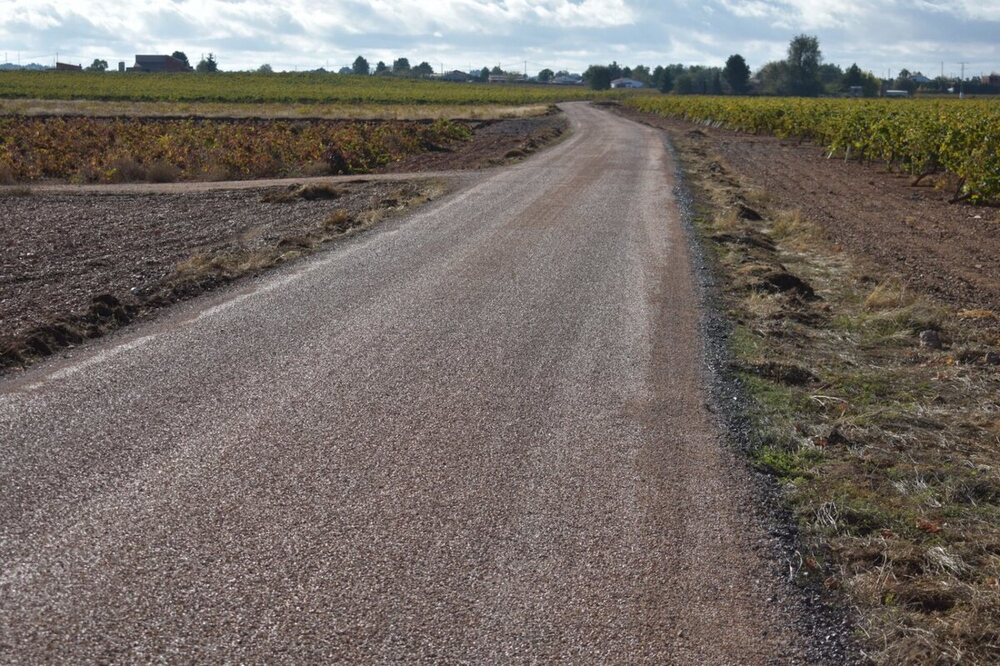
(1, 103, 829, 663)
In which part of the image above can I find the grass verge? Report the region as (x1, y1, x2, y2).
(669, 125, 1000, 664)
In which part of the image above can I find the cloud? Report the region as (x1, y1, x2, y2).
(0, 0, 996, 76)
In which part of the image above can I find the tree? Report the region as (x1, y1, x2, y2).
(723, 54, 750, 94)
(710, 70, 723, 95)
(374, 61, 389, 75)
(257, 63, 273, 74)
(631, 65, 651, 84)
(413, 61, 434, 77)
(674, 74, 695, 94)
(756, 60, 789, 95)
(352, 56, 369, 76)
(607, 61, 622, 80)
(196, 53, 218, 73)
(893, 72, 917, 93)
(786, 34, 822, 96)
(86, 59, 108, 72)
(490, 65, 503, 75)
(392, 57, 410, 74)
(171, 51, 190, 67)
(537, 68, 554, 82)
(583, 65, 612, 90)
(657, 68, 674, 94)
(479, 67, 490, 81)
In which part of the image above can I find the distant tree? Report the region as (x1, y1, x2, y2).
(392, 57, 410, 74)
(621, 66, 632, 79)
(537, 68, 554, 82)
(786, 34, 822, 96)
(374, 61, 389, 74)
(490, 65, 503, 75)
(171, 51, 190, 67)
(413, 61, 434, 77)
(583, 65, 612, 90)
(893, 72, 917, 93)
(85, 59, 108, 72)
(257, 63, 273, 74)
(480, 67, 490, 81)
(607, 61, 622, 80)
(196, 53, 218, 73)
(756, 60, 790, 95)
(709, 70, 723, 95)
(657, 68, 674, 94)
(674, 74, 695, 94)
(723, 54, 750, 94)
(818, 63, 844, 93)
(631, 64, 651, 84)
(352, 56, 370, 76)
(338, 67, 353, 75)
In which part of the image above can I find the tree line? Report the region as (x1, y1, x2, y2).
(583, 36, 884, 97)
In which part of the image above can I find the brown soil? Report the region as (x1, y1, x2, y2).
(0, 180, 441, 372)
(620, 107, 1000, 312)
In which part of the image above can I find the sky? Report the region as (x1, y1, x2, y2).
(1, 1, 998, 78)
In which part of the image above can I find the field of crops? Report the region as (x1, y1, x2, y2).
(0, 71, 612, 106)
(0, 116, 471, 183)
(627, 96, 1000, 202)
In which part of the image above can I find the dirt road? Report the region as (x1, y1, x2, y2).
(1, 103, 821, 663)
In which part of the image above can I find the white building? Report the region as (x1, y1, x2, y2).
(610, 78, 645, 89)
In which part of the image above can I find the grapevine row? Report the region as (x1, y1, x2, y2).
(627, 96, 1000, 203)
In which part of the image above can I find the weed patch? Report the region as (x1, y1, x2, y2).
(669, 120, 1000, 664)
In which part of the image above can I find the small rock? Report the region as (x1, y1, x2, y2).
(919, 330, 942, 350)
(986, 351, 1000, 366)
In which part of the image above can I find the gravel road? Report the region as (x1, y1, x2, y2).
(0, 103, 815, 663)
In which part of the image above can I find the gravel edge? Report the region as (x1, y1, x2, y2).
(661, 130, 867, 665)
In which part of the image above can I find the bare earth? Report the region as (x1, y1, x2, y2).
(1, 104, 824, 663)
(619, 107, 1000, 312)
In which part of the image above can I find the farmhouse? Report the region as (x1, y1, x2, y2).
(128, 55, 192, 73)
(610, 77, 645, 89)
(55, 62, 82, 71)
(438, 70, 470, 82)
(910, 73, 932, 85)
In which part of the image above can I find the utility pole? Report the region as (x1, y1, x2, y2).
(959, 61, 967, 99)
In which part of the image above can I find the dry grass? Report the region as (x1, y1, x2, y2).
(672, 127, 1000, 664)
(174, 181, 443, 290)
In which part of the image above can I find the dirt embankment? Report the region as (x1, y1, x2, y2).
(621, 107, 1000, 313)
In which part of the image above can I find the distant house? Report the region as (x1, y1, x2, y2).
(551, 74, 583, 85)
(910, 74, 932, 85)
(982, 73, 1000, 87)
(55, 62, 82, 71)
(488, 74, 526, 84)
(128, 55, 192, 73)
(439, 70, 470, 82)
(610, 77, 645, 89)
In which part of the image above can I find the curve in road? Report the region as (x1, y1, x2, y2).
(1, 103, 811, 663)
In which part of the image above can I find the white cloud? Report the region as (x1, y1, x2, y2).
(0, 0, 996, 75)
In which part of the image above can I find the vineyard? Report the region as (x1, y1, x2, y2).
(0, 71, 614, 106)
(0, 116, 472, 182)
(627, 96, 1000, 203)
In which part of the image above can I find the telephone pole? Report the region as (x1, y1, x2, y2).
(959, 61, 968, 98)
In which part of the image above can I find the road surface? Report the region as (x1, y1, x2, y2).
(1, 103, 811, 663)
